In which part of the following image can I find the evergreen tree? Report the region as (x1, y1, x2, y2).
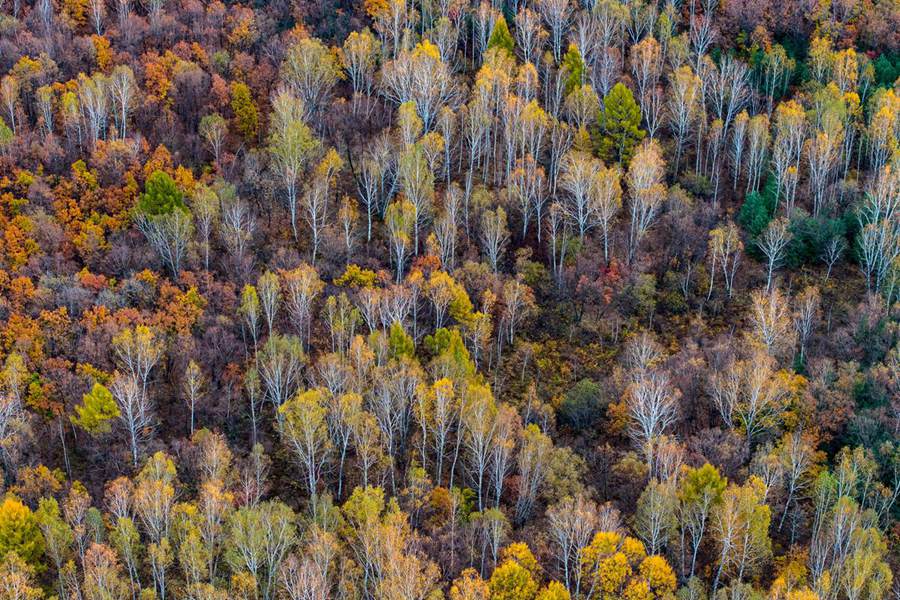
(487, 15, 515, 57)
(138, 171, 186, 217)
(596, 83, 645, 165)
(561, 44, 586, 95)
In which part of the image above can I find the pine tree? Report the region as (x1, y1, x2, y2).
(138, 171, 186, 217)
(487, 15, 515, 57)
(561, 44, 586, 95)
(596, 83, 645, 165)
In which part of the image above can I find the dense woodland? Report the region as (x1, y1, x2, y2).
(0, 0, 898, 598)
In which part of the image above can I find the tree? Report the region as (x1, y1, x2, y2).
(546, 495, 600, 596)
(342, 28, 378, 115)
(385, 198, 416, 283)
(580, 531, 677, 599)
(597, 83, 645, 165)
(667, 65, 701, 175)
(479, 206, 510, 273)
(489, 557, 538, 600)
(226, 501, 296, 600)
(0, 497, 44, 568)
(139, 205, 193, 277)
(35, 498, 73, 600)
(381, 39, 456, 131)
(537, 0, 573, 61)
(257, 335, 306, 418)
(199, 114, 228, 167)
(111, 373, 154, 467)
(280, 36, 341, 120)
(710, 350, 789, 447)
(192, 184, 219, 272)
(487, 15, 515, 57)
(138, 171, 185, 217)
(0, 551, 43, 600)
(230, 81, 258, 141)
(626, 140, 666, 264)
(282, 264, 323, 349)
(451, 568, 490, 600)
(112, 325, 163, 403)
(561, 44, 586, 94)
(269, 90, 321, 242)
(257, 271, 280, 338)
(183, 360, 205, 436)
(710, 477, 771, 595)
(793, 286, 820, 365)
(627, 369, 678, 467)
(108, 65, 136, 139)
(707, 222, 743, 300)
(515, 425, 552, 525)
(278, 389, 332, 500)
(560, 150, 601, 241)
(757, 217, 792, 292)
(678, 463, 727, 578)
(71, 382, 120, 436)
(635, 479, 677, 556)
(856, 164, 899, 294)
(462, 383, 498, 512)
(749, 287, 795, 359)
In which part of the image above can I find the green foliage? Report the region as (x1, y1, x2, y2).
(873, 53, 899, 87)
(424, 327, 477, 382)
(71, 382, 120, 435)
(679, 463, 727, 507)
(784, 212, 846, 268)
(558, 378, 605, 429)
(0, 496, 44, 568)
(562, 44, 586, 95)
(0, 116, 12, 147)
(487, 15, 515, 57)
(388, 321, 415, 360)
(138, 170, 186, 217)
(738, 175, 777, 237)
(595, 83, 644, 165)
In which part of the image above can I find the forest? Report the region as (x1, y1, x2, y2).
(0, 0, 898, 598)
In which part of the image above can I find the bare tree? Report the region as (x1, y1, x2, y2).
(257, 335, 306, 421)
(479, 206, 510, 273)
(667, 65, 702, 176)
(710, 350, 789, 446)
(756, 217, 792, 292)
(627, 370, 679, 467)
(257, 271, 281, 339)
(793, 286, 820, 364)
(626, 141, 666, 264)
(108, 66, 136, 139)
(546, 494, 599, 596)
(111, 373, 154, 468)
(183, 360, 205, 436)
(857, 165, 899, 293)
(514, 424, 552, 525)
(537, 0, 573, 61)
(138, 208, 193, 277)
